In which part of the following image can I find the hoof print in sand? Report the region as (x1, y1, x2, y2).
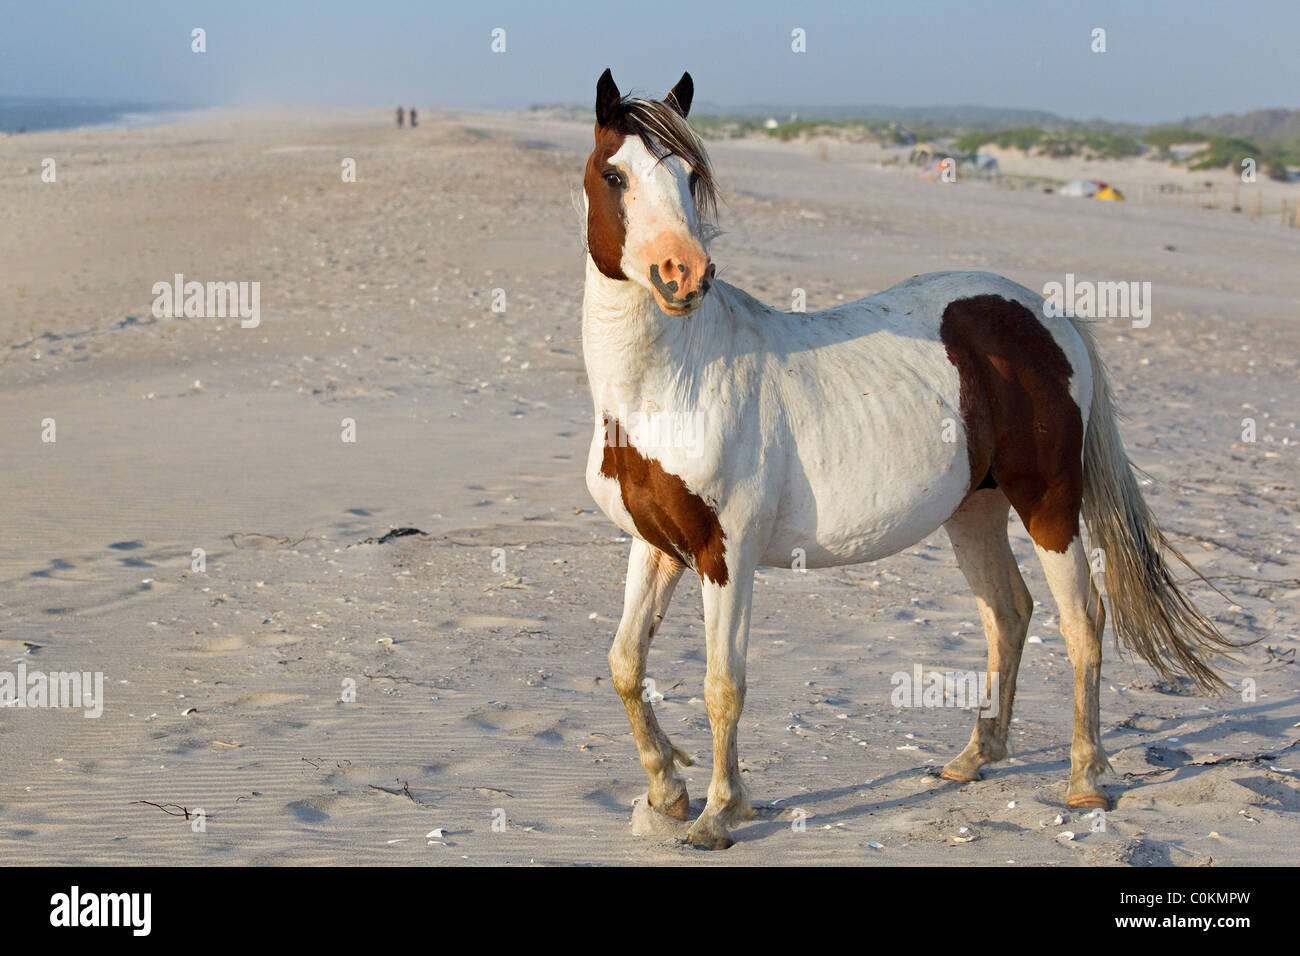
(630, 793, 693, 839)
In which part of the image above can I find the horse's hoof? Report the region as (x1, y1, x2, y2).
(687, 829, 735, 850)
(1067, 789, 1111, 810)
(940, 764, 980, 783)
(687, 815, 735, 850)
(659, 788, 690, 821)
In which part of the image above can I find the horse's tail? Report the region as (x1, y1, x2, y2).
(1068, 316, 1237, 692)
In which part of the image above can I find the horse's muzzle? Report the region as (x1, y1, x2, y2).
(650, 259, 715, 315)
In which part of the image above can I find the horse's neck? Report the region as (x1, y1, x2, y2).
(581, 258, 708, 409)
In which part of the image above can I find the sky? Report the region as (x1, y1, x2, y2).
(1, 0, 1296, 124)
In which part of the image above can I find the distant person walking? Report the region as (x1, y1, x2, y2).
(396, 106, 405, 128)
(409, 108, 418, 128)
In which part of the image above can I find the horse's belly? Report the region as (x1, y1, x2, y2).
(758, 428, 971, 569)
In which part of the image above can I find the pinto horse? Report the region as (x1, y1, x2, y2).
(581, 69, 1233, 849)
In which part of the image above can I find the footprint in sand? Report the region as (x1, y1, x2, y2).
(464, 707, 549, 733)
(284, 796, 335, 823)
(447, 616, 546, 630)
(28, 558, 79, 578)
(233, 692, 307, 707)
(195, 634, 308, 653)
(464, 707, 576, 744)
(0, 639, 41, 657)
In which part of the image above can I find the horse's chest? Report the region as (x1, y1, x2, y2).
(588, 417, 729, 586)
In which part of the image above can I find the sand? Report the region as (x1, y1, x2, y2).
(1, 108, 1297, 865)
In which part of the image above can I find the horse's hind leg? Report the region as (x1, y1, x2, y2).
(609, 539, 692, 819)
(1034, 538, 1110, 809)
(940, 489, 1033, 783)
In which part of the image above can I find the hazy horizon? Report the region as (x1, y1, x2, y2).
(2, 1, 1297, 126)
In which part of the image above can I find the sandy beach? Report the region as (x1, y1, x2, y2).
(1, 107, 1297, 865)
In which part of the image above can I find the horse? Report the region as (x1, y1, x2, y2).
(580, 68, 1235, 849)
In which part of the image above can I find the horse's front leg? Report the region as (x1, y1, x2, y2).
(609, 539, 692, 819)
(687, 555, 758, 849)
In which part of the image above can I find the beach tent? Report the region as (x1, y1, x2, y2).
(1060, 179, 1100, 198)
(909, 143, 938, 165)
(1059, 179, 1124, 200)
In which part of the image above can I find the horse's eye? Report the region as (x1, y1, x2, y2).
(603, 171, 624, 188)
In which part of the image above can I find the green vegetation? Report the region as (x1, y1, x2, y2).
(768, 119, 861, 141)
(686, 111, 1297, 181)
(688, 115, 950, 146)
(954, 127, 1142, 160)
(1141, 127, 1203, 148)
(1187, 136, 1289, 180)
(687, 115, 766, 139)
(1132, 129, 1290, 180)
(955, 127, 1042, 153)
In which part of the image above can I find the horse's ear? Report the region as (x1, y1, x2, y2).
(596, 68, 621, 127)
(665, 72, 693, 117)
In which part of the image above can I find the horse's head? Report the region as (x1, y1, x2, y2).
(584, 68, 718, 317)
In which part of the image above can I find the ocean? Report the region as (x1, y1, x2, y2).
(0, 97, 192, 134)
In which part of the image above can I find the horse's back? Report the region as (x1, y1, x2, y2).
(864, 270, 1046, 331)
(847, 271, 1094, 427)
(870, 271, 1091, 388)
(749, 270, 1094, 568)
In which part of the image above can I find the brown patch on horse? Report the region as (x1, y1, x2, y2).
(585, 124, 629, 279)
(600, 416, 729, 585)
(940, 295, 1084, 553)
